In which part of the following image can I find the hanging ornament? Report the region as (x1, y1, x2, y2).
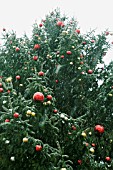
(13, 112, 19, 118)
(94, 125, 104, 133)
(35, 145, 42, 151)
(23, 137, 28, 143)
(10, 156, 15, 161)
(33, 92, 44, 102)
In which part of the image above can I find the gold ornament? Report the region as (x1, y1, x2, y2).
(6, 77, 12, 83)
(23, 137, 28, 143)
(108, 93, 112, 97)
(31, 112, 36, 116)
(26, 110, 32, 115)
(89, 147, 95, 153)
(81, 132, 87, 137)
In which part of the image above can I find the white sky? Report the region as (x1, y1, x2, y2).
(0, 0, 113, 64)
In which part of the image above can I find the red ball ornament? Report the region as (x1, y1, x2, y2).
(75, 29, 80, 34)
(38, 71, 44, 76)
(82, 41, 86, 45)
(39, 23, 43, 27)
(105, 31, 109, 35)
(33, 56, 38, 61)
(91, 143, 96, 147)
(88, 69, 93, 74)
(55, 80, 58, 83)
(13, 112, 19, 118)
(94, 125, 104, 133)
(34, 44, 40, 50)
(35, 145, 42, 151)
(33, 92, 44, 102)
(0, 88, 3, 92)
(91, 40, 95, 43)
(105, 157, 111, 162)
(56, 21, 64, 27)
(0, 83, 2, 87)
(60, 55, 64, 59)
(66, 51, 72, 55)
(16, 75, 21, 80)
(53, 109, 58, 113)
(72, 125, 76, 130)
(77, 160, 82, 165)
(5, 119, 10, 122)
(46, 95, 52, 100)
(15, 47, 20, 52)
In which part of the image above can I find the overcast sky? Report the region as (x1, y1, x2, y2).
(0, 0, 113, 64)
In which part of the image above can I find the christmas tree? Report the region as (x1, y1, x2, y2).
(0, 9, 113, 170)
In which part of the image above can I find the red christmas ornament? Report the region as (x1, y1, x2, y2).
(105, 31, 109, 35)
(81, 72, 85, 75)
(56, 21, 64, 27)
(15, 47, 20, 52)
(33, 92, 44, 102)
(92, 143, 96, 147)
(88, 69, 93, 74)
(0, 83, 2, 87)
(72, 125, 76, 130)
(82, 41, 86, 45)
(60, 55, 64, 59)
(33, 56, 38, 61)
(5, 119, 10, 122)
(35, 145, 42, 151)
(53, 109, 58, 113)
(91, 40, 95, 43)
(13, 112, 19, 118)
(66, 51, 72, 55)
(34, 44, 40, 50)
(0, 88, 3, 92)
(55, 80, 58, 83)
(38, 71, 44, 76)
(94, 125, 104, 133)
(39, 23, 43, 27)
(80, 61, 84, 65)
(16, 75, 21, 80)
(105, 157, 111, 162)
(77, 160, 82, 165)
(46, 95, 52, 100)
(76, 29, 80, 34)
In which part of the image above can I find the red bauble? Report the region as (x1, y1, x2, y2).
(105, 31, 109, 35)
(38, 71, 44, 76)
(60, 55, 64, 59)
(76, 29, 80, 34)
(35, 145, 42, 151)
(13, 112, 19, 118)
(0, 88, 3, 92)
(5, 119, 10, 122)
(39, 23, 43, 27)
(66, 51, 72, 55)
(0, 83, 2, 87)
(46, 95, 52, 100)
(94, 125, 104, 133)
(53, 109, 58, 113)
(55, 80, 58, 83)
(72, 125, 76, 130)
(88, 69, 93, 74)
(91, 143, 96, 147)
(33, 92, 44, 102)
(33, 56, 38, 61)
(77, 160, 82, 165)
(34, 44, 40, 50)
(91, 40, 95, 43)
(80, 61, 84, 65)
(56, 21, 64, 27)
(82, 41, 86, 45)
(105, 157, 111, 162)
(15, 47, 20, 52)
(16, 75, 21, 80)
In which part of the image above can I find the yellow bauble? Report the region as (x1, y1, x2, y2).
(23, 137, 28, 143)
(61, 168, 67, 170)
(81, 132, 87, 137)
(108, 93, 112, 97)
(43, 102, 47, 105)
(89, 147, 95, 153)
(47, 101, 51, 105)
(6, 77, 12, 83)
(31, 112, 36, 116)
(26, 110, 32, 115)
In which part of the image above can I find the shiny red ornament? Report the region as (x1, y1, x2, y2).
(38, 71, 44, 76)
(39, 23, 43, 27)
(105, 157, 111, 162)
(34, 44, 40, 50)
(33, 92, 44, 102)
(0, 88, 3, 92)
(16, 75, 21, 80)
(46, 95, 52, 100)
(88, 69, 93, 74)
(57, 21, 64, 27)
(94, 125, 104, 133)
(33, 56, 38, 61)
(76, 29, 80, 34)
(36, 145, 42, 151)
(13, 112, 19, 118)
(5, 119, 10, 122)
(66, 51, 72, 55)
(15, 47, 20, 52)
